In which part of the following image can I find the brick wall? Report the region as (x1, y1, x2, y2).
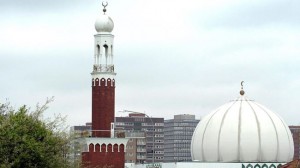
(82, 143, 125, 168)
(92, 78, 115, 137)
(289, 126, 300, 160)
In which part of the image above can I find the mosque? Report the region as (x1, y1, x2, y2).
(127, 86, 295, 168)
(80, 2, 295, 168)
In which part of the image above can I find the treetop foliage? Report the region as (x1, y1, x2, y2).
(0, 98, 72, 168)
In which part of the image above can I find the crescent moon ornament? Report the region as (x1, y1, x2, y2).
(102, 1, 108, 14)
(241, 81, 244, 90)
(240, 81, 245, 96)
(102, 1, 108, 8)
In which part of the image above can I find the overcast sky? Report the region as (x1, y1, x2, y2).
(1, 0, 299, 127)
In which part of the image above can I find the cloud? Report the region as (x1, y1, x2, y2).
(191, 0, 300, 29)
(0, 0, 89, 12)
(1, 0, 299, 126)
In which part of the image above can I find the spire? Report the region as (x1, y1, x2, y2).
(240, 81, 245, 96)
(102, 1, 108, 14)
(95, 1, 114, 33)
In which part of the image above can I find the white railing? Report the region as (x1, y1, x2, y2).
(93, 64, 114, 72)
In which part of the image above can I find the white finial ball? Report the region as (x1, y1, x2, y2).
(95, 14, 114, 33)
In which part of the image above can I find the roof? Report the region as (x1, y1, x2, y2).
(191, 96, 294, 162)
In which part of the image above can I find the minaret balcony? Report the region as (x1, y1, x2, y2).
(93, 64, 114, 73)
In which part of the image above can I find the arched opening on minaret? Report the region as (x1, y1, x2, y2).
(96, 44, 100, 65)
(102, 44, 108, 65)
(111, 45, 113, 64)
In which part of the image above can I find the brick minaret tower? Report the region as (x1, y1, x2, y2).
(82, 3, 128, 168)
(91, 2, 115, 138)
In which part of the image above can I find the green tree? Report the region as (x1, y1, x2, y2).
(0, 98, 72, 168)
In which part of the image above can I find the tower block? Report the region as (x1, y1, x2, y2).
(91, 2, 116, 138)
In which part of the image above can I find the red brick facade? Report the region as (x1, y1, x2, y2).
(82, 143, 125, 168)
(289, 126, 300, 160)
(92, 78, 115, 137)
(84, 6, 125, 167)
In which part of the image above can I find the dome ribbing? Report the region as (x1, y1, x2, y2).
(191, 96, 294, 162)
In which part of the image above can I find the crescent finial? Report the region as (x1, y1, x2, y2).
(241, 81, 244, 90)
(240, 81, 245, 96)
(102, 1, 108, 8)
(102, 1, 108, 14)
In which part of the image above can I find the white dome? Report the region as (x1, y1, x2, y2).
(95, 14, 114, 33)
(191, 96, 294, 162)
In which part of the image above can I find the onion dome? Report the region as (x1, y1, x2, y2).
(191, 83, 294, 162)
(95, 2, 114, 33)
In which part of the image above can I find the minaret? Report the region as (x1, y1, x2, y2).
(82, 4, 127, 168)
(92, 2, 115, 137)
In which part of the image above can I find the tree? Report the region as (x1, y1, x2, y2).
(0, 98, 72, 168)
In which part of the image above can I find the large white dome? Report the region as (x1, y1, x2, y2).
(191, 95, 294, 162)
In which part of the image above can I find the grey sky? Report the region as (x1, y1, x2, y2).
(0, 0, 299, 127)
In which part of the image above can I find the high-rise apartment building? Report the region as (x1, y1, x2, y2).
(164, 114, 200, 162)
(122, 132, 146, 163)
(289, 125, 300, 160)
(115, 113, 164, 163)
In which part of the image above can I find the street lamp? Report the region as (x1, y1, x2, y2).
(119, 110, 155, 166)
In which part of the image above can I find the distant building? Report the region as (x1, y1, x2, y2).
(164, 114, 200, 162)
(122, 132, 146, 163)
(69, 123, 92, 164)
(289, 126, 300, 160)
(115, 113, 164, 163)
(70, 123, 92, 138)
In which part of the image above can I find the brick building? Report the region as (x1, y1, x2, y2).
(289, 126, 300, 160)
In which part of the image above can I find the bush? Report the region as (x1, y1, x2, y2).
(0, 98, 71, 168)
